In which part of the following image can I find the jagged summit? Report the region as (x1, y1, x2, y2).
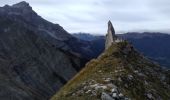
(105, 21, 117, 50)
(0, 1, 33, 15)
(107, 20, 115, 35)
(105, 21, 123, 50)
(12, 1, 30, 8)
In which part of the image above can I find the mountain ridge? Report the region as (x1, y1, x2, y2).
(51, 41, 170, 100)
(52, 21, 170, 100)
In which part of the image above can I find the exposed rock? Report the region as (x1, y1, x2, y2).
(105, 21, 123, 50)
(101, 92, 115, 100)
(111, 88, 118, 93)
(107, 83, 115, 88)
(127, 75, 133, 80)
(112, 93, 117, 98)
(105, 21, 116, 49)
(146, 93, 153, 99)
(12, 1, 30, 8)
(64, 78, 129, 100)
(85, 90, 91, 94)
(119, 93, 124, 97)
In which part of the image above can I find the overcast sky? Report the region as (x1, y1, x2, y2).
(0, 0, 170, 34)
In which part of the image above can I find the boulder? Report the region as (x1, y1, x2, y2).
(101, 92, 114, 100)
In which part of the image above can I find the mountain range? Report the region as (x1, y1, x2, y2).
(0, 1, 169, 100)
(73, 32, 170, 68)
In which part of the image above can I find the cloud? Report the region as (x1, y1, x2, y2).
(0, 0, 170, 34)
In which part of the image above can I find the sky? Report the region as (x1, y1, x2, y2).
(0, 0, 170, 34)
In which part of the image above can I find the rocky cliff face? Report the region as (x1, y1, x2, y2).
(0, 1, 91, 100)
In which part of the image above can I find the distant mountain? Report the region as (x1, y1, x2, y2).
(73, 33, 102, 41)
(72, 33, 170, 68)
(121, 32, 170, 68)
(0, 1, 95, 100)
(72, 33, 104, 41)
(73, 33, 105, 58)
(0, 1, 96, 60)
(52, 41, 170, 100)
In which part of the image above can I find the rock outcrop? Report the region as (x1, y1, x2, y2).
(105, 21, 117, 50)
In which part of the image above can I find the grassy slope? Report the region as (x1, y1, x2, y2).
(51, 41, 170, 100)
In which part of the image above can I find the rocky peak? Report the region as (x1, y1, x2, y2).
(12, 1, 31, 9)
(0, 1, 33, 15)
(107, 20, 115, 35)
(105, 21, 117, 50)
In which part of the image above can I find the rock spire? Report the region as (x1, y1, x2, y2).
(105, 20, 117, 49)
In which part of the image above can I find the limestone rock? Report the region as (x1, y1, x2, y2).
(105, 20, 117, 49)
(101, 92, 115, 100)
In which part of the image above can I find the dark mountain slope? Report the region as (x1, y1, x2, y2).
(121, 32, 170, 68)
(51, 41, 170, 100)
(0, 1, 94, 59)
(0, 1, 93, 100)
(0, 14, 86, 100)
